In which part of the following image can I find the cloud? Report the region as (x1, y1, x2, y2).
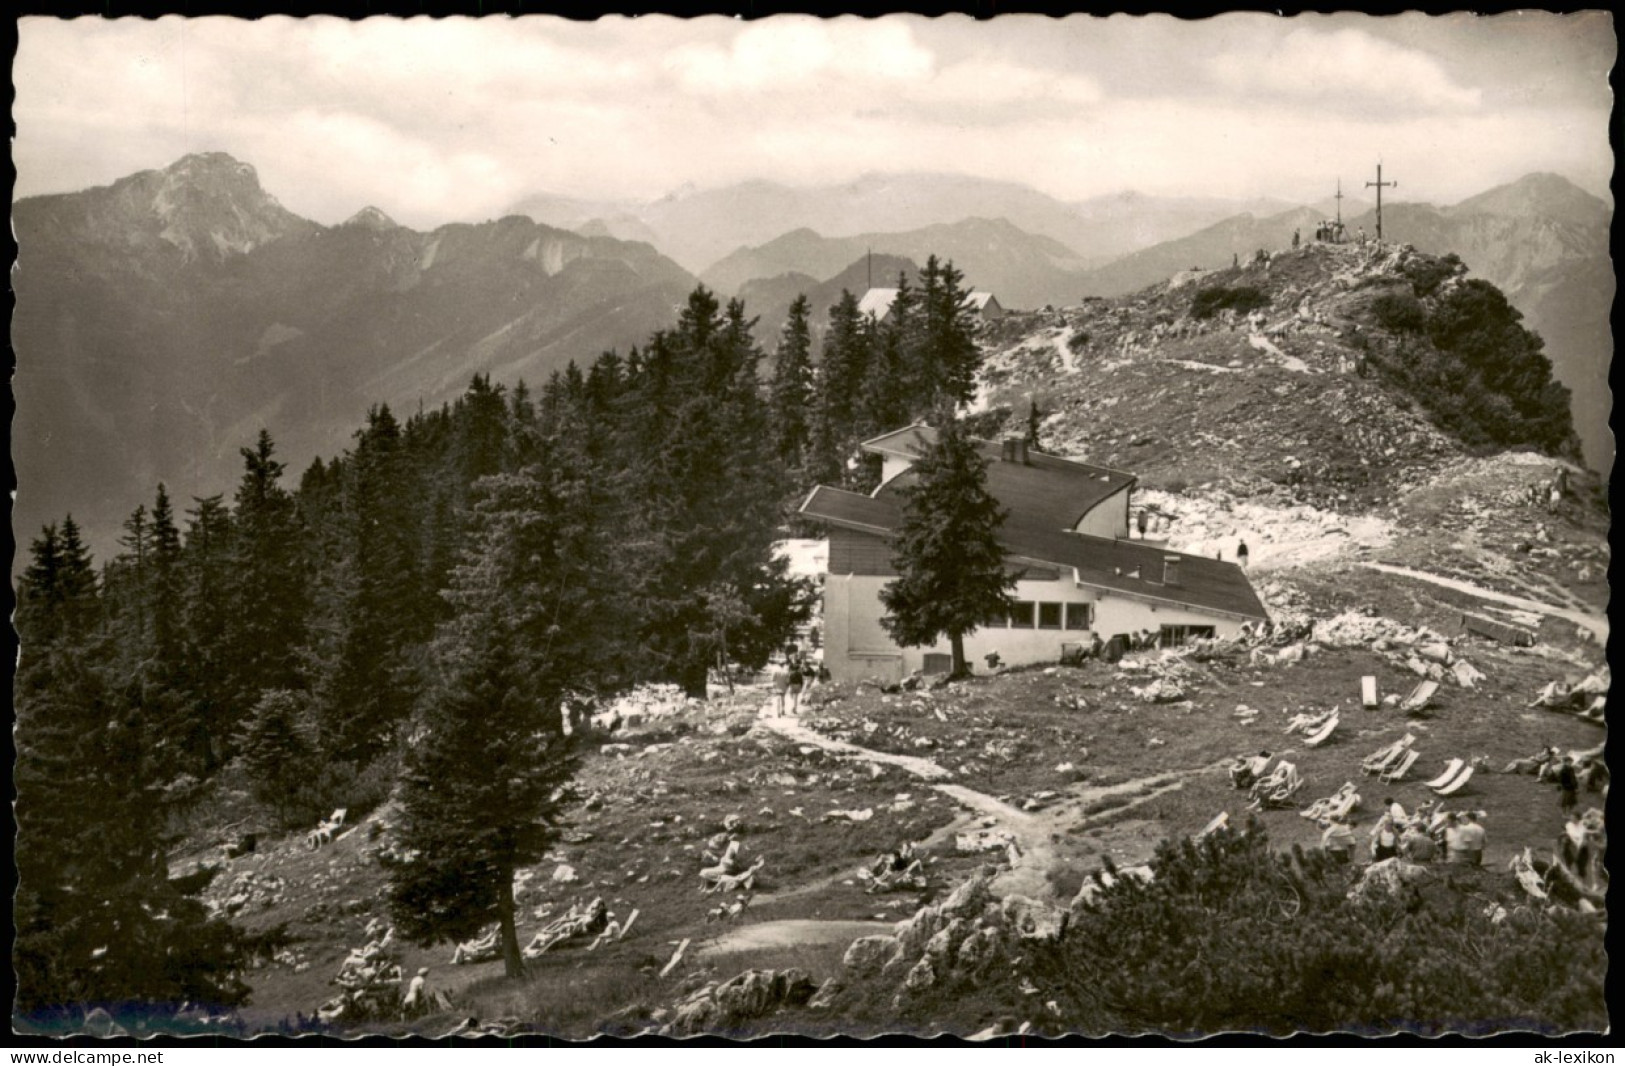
(664, 18, 935, 95)
(916, 57, 1103, 109)
(14, 14, 1608, 223)
(1206, 27, 1483, 113)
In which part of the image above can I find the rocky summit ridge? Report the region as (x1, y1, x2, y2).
(974, 239, 1586, 516)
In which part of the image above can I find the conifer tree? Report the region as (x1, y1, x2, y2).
(306, 406, 427, 762)
(878, 416, 1014, 677)
(15, 533, 247, 1023)
(179, 495, 236, 766)
(225, 431, 309, 717)
(770, 295, 815, 469)
(862, 276, 916, 437)
(618, 288, 804, 696)
(237, 689, 315, 827)
(388, 457, 620, 979)
(914, 256, 981, 408)
(816, 289, 870, 468)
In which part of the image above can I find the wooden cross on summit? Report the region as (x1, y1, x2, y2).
(1366, 163, 1397, 241)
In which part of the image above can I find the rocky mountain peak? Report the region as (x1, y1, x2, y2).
(1452, 172, 1609, 228)
(341, 206, 401, 232)
(135, 150, 310, 260)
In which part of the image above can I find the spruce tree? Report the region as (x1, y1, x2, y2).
(770, 294, 815, 469)
(862, 274, 916, 435)
(237, 689, 315, 828)
(617, 288, 804, 696)
(878, 416, 1014, 677)
(388, 457, 619, 979)
(225, 431, 309, 718)
(180, 495, 236, 767)
(816, 289, 870, 467)
(915, 256, 982, 408)
(15, 531, 247, 1023)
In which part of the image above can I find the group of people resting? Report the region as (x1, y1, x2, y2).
(1236, 618, 1314, 647)
(1320, 797, 1484, 866)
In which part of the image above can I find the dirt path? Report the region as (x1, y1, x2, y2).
(759, 713, 955, 781)
(695, 919, 895, 959)
(1249, 331, 1312, 373)
(1363, 561, 1608, 643)
(760, 712, 1213, 903)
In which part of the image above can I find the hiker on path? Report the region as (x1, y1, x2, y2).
(1236, 540, 1250, 568)
(771, 656, 792, 716)
(1292, 229, 1300, 249)
(786, 652, 806, 716)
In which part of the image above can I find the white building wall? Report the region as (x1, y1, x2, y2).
(1092, 592, 1247, 641)
(825, 574, 1100, 682)
(824, 572, 1250, 683)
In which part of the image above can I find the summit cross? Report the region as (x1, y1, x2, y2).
(1366, 164, 1397, 242)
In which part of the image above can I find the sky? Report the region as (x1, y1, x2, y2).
(13, 12, 1616, 229)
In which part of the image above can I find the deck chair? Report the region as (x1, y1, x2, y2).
(1379, 749, 1420, 784)
(1304, 715, 1340, 748)
(1361, 676, 1379, 709)
(1361, 734, 1415, 775)
(1400, 680, 1439, 713)
(1423, 759, 1464, 790)
(1433, 766, 1474, 796)
(329, 808, 348, 828)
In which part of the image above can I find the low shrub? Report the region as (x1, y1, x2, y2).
(1370, 291, 1425, 333)
(1190, 286, 1270, 320)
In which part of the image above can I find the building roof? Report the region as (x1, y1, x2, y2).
(963, 291, 1000, 311)
(800, 440, 1267, 622)
(865, 424, 1136, 533)
(857, 287, 900, 319)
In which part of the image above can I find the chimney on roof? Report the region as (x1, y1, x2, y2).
(1164, 555, 1182, 587)
(1002, 438, 1019, 462)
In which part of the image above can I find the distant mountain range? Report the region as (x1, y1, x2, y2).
(507, 172, 1310, 276)
(13, 153, 697, 560)
(13, 155, 1611, 562)
(704, 218, 1093, 310)
(739, 253, 920, 352)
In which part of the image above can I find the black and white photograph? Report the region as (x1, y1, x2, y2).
(9, 11, 1614, 1042)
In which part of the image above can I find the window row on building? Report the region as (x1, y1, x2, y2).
(988, 600, 1094, 631)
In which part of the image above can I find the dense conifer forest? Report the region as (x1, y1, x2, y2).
(14, 263, 985, 1021)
